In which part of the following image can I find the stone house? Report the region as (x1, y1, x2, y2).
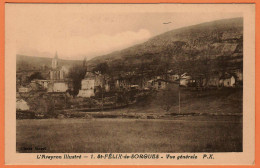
(188, 75, 206, 88)
(16, 99, 30, 111)
(147, 79, 168, 90)
(179, 73, 192, 87)
(48, 81, 69, 92)
(219, 73, 236, 87)
(78, 72, 95, 97)
(208, 75, 220, 87)
(31, 79, 51, 90)
(18, 86, 32, 93)
(231, 69, 243, 82)
(154, 79, 168, 90)
(169, 74, 180, 82)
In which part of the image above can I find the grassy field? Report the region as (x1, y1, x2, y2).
(123, 87, 243, 115)
(17, 116, 242, 153)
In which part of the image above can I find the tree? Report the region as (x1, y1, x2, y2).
(68, 65, 86, 96)
(116, 90, 129, 106)
(194, 44, 214, 86)
(93, 62, 110, 74)
(28, 72, 44, 82)
(156, 83, 179, 112)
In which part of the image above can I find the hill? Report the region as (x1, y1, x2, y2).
(88, 17, 243, 76)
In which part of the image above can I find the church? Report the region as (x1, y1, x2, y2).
(47, 52, 71, 93)
(50, 52, 64, 80)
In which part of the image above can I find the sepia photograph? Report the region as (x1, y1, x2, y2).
(14, 5, 244, 153)
(4, 3, 255, 165)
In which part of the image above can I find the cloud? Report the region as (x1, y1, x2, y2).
(17, 29, 152, 60)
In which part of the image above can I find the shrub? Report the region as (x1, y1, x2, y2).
(156, 84, 179, 112)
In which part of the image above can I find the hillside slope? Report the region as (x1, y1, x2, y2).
(88, 17, 243, 75)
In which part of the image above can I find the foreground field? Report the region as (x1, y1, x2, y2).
(17, 116, 242, 153)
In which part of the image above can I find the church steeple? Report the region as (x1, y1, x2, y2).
(50, 51, 64, 81)
(52, 51, 58, 69)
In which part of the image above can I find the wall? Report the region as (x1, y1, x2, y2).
(81, 79, 95, 90)
(77, 89, 95, 98)
(180, 78, 189, 86)
(53, 82, 68, 92)
(18, 87, 31, 93)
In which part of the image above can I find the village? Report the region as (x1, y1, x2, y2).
(16, 52, 243, 119)
(11, 9, 246, 154)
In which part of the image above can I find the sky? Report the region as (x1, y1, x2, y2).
(6, 4, 243, 60)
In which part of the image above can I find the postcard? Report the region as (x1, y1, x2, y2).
(4, 3, 255, 165)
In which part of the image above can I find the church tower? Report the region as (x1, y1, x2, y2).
(52, 51, 58, 69)
(50, 51, 64, 80)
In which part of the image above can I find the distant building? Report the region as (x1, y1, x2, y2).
(78, 57, 96, 97)
(104, 84, 110, 92)
(95, 75, 103, 87)
(114, 78, 131, 90)
(78, 72, 95, 97)
(31, 79, 51, 90)
(130, 85, 139, 90)
(231, 69, 243, 82)
(208, 75, 220, 87)
(94, 72, 105, 93)
(146, 79, 168, 90)
(168, 74, 179, 81)
(16, 99, 30, 111)
(188, 75, 206, 88)
(180, 73, 192, 87)
(37, 80, 50, 89)
(30, 80, 44, 91)
(50, 82, 69, 92)
(50, 52, 64, 80)
(103, 75, 111, 92)
(48, 52, 70, 93)
(154, 79, 168, 90)
(146, 79, 154, 88)
(220, 73, 236, 87)
(18, 86, 31, 93)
